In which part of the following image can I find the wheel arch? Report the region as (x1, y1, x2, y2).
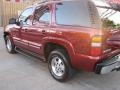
(4, 32, 10, 44)
(43, 38, 75, 67)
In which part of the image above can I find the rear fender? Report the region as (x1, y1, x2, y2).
(43, 37, 76, 67)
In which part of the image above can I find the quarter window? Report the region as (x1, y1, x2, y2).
(55, 1, 101, 28)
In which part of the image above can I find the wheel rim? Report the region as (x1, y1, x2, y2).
(51, 56, 65, 77)
(6, 38, 12, 52)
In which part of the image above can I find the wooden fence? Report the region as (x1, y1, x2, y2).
(2, 2, 32, 27)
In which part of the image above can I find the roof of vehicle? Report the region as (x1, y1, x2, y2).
(26, 0, 62, 9)
(27, 0, 91, 9)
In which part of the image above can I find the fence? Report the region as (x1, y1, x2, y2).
(2, 1, 32, 27)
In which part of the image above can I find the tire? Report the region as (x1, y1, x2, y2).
(48, 49, 73, 82)
(5, 36, 16, 54)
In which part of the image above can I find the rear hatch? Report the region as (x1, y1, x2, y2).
(90, 28, 112, 57)
(90, 25, 120, 57)
(93, 1, 120, 57)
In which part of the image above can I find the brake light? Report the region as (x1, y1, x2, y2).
(91, 35, 102, 56)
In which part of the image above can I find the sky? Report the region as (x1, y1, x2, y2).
(93, 0, 120, 24)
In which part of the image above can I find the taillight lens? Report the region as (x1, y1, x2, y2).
(91, 35, 102, 56)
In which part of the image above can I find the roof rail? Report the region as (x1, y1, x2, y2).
(33, 0, 47, 5)
(33, 0, 59, 5)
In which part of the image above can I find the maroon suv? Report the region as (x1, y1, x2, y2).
(4, 0, 120, 82)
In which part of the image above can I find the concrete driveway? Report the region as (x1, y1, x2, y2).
(0, 28, 120, 90)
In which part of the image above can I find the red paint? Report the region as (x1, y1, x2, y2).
(4, 0, 120, 72)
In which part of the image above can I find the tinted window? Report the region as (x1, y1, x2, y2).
(19, 8, 33, 25)
(40, 12, 50, 22)
(56, 1, 101, 28)
(34, 6, 50, 23)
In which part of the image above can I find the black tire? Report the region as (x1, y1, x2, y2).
(48, 49, 73, 82)
(5, 35, 16, 54)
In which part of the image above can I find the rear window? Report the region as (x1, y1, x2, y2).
(55, 0, 101, 29)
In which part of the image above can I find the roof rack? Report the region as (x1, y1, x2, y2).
(32, 0, 46, 6)
(33, 0, 59, 5)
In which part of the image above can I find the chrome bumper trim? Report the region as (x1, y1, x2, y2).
(95, 54, 120, 74)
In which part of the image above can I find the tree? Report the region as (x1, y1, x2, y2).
(116, 24, 120, 29)
(102, 18, 116, 29)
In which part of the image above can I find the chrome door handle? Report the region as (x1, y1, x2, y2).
(42, 30, 46, 34)
(24, 29, 28, 32)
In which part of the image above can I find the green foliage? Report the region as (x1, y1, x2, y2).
(102, 18, 117, 29)
(116, 24, 120, 29)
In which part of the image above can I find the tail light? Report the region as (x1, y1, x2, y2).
(91, 35, 102, 56)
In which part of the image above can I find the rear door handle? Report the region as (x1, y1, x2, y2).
(42, 30, 46, 34)
(24, 29, 28, 32)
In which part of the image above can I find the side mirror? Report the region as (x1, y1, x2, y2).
(16, 20, 21, 26)
(9, 18, 16, 24)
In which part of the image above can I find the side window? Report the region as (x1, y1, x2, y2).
(55, 1, 101, 28)
(56, 0, 101, 28)
(19, 8, 33, 25)
(40, 12, 50, 22)
(55, 1, 91, 27)
(34, 6, 50, 23)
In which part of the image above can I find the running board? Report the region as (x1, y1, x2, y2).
(15, 48, 46, 63)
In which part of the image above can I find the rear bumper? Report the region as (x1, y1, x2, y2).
(95, 54, 120, 74)
(72, 49, 120, 72)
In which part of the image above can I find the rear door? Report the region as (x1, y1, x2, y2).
(23, 4, 52, 54)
